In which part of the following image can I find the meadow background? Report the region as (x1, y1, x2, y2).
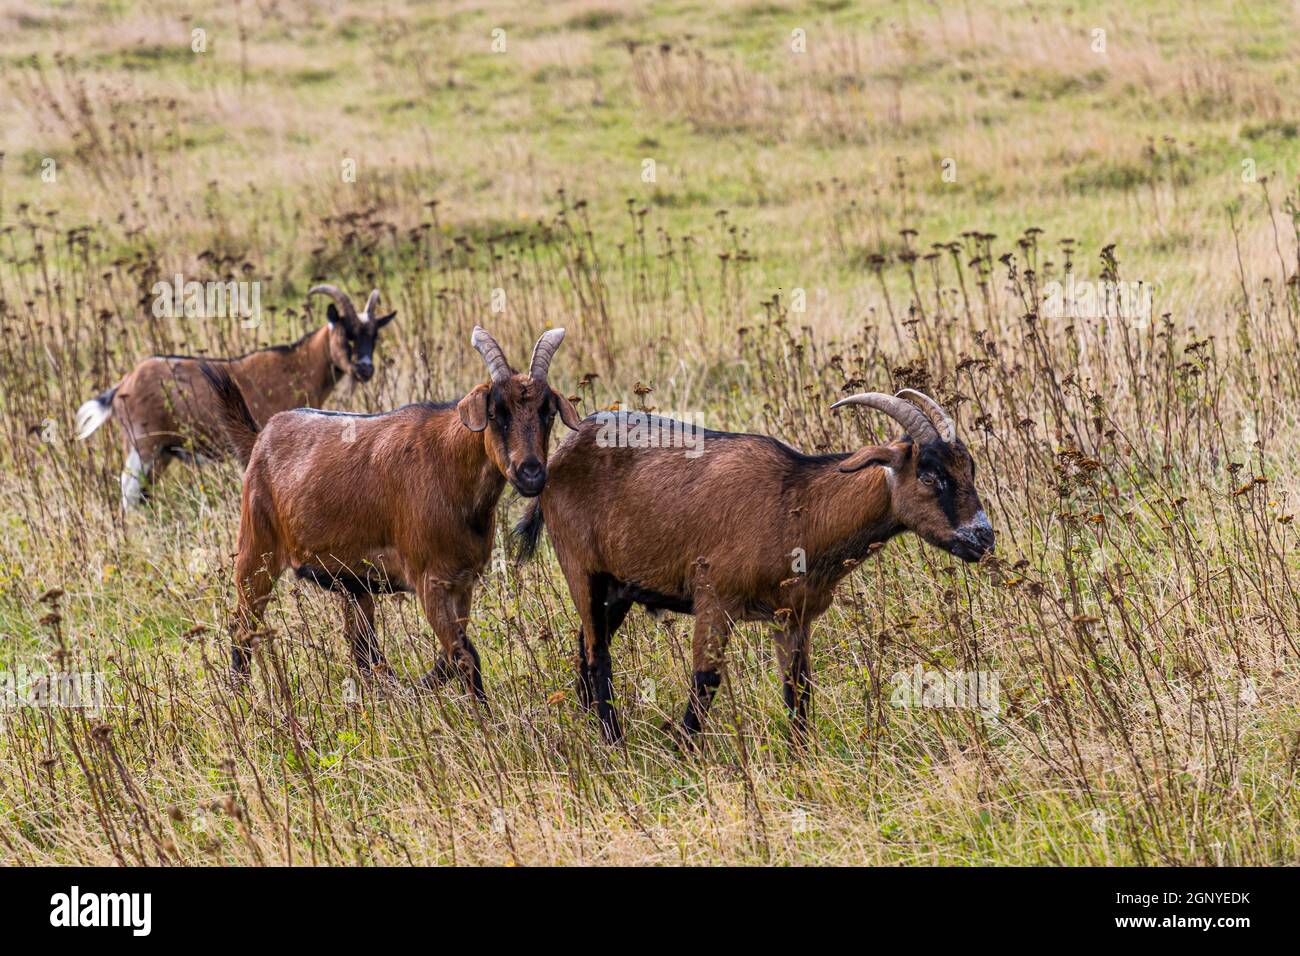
(2, 0, 1299, 864)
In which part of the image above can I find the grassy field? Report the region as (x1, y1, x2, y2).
(2, 0, 1300, 865)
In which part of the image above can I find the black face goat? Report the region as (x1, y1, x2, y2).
(76, 284, 395, 509)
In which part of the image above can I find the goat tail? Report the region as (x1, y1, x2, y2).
(75, 384, 119, 439)
(199, 362, 259, 467)
(513, 500, 545, 562)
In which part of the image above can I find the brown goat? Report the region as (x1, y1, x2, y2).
(202, 326, 581, 699)
(76, 285, 394, 509)
(515, 390, 994, 745)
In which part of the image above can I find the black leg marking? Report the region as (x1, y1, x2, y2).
(231, 642, 251, 681)
(783, 653, 812, 745)
(584, 574, 629, 743)
(419, 637, 486, 704)
(576, 627, 595, 709)
(462, 637, 486, 702)
(681, 669, 722, 737)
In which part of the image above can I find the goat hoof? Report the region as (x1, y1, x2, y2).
(599, 717, 624, 745)
(416, 658, 457, 690)
(414, 672, 442, 692)
(362, 662, 400, 683)
(363, 665, 406, 698)
(658, 719, 695, 753)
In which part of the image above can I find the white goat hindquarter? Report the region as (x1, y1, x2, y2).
(120, 450, 148, 510)
(76, 397, 113, 439)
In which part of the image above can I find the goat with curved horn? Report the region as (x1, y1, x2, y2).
(529, 328, 567, 382)
(896, 388, 955, 443)
(77, 280, 397, 509)
(830, 391, 939, 445)
(471, 326, 513, 383)
(205, 321, 581, 703)
(515, 379, 994, 746)
(308, 284, 358, 325)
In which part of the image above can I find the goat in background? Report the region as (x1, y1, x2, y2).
(77, 284, 394, 509)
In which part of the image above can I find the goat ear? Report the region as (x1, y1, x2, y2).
(457, 384, 490, 432)
(375, 310, 397, 330)
(839, 443, 905, 474)
(553, 388, 582, 430)
(326, 303, 341, 328)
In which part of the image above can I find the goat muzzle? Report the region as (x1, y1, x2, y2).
(949, 512, 995, 562)
(514, 458, 547, 497)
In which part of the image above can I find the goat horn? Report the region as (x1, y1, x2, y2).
(308, 285, 357, 324)
(897, 388, 956, 443)
(529, 327, 566, 382)
(472, 326, 512, 383)
(362, 289, 381, 320)
(830, 391, 939, 445)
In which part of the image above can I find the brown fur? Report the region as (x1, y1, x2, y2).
(118, 327, 341, 458)
(202, 330, 580, 699)
(519, 412, 994, 744)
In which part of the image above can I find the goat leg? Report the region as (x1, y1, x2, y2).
(342, 593, 392, 678)
(417, 580, 488, 705)
(231, 553, 279, 685)
(674, 605, 734, 744)
(570, 573, 627, 743)
(417, 654, 459, 689)
(776, 620, 814, 750)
